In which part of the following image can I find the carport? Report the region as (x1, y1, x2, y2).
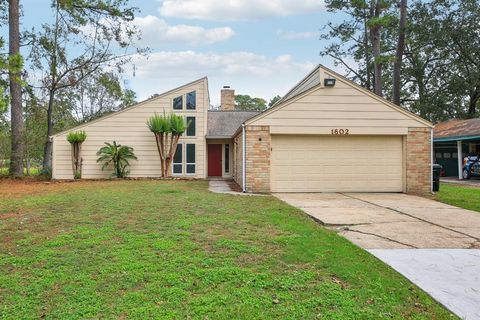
(434, 118, 480, 179)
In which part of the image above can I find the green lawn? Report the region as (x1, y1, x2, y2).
(436, 182, 480, 212)
(0, 180, 453, 319)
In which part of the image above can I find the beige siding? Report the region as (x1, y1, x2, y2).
(249, 68, 430, 134)
(52, 79, 208, 179)
(270, 135, 404, 192)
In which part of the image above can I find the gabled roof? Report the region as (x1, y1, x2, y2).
(245, 64, 433, 128)
(434, 118, 480, 142)
(52, 77, 208, 138)
(273, 65, 321, 106)
(207, 110, 260, 138)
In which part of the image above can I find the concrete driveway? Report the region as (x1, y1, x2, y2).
(275, 193, 480, 319)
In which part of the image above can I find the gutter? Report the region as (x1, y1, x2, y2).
(433, 135, 480, 143)
(242, 123, 246, 193)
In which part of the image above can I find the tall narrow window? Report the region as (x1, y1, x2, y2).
(224, 144, 230, 173)
(173, 96, 183, 110)
(186, 144, 196, 174)
(186, 91, 196, 110)
(186, 116, 196, 137)
(173, 144, 183, 174)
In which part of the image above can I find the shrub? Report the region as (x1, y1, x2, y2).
(96, 141, 137, 178)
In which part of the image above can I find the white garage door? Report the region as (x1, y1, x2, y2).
(271, 135, 403, 192)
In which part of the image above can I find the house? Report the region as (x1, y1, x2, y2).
(433, 118, 480, 178)
(52, 65, 433, 194)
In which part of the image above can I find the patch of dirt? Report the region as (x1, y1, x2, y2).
(226, 180, 243, 192)
(0, 178, 115, 199)
(0, 212, 24, 220)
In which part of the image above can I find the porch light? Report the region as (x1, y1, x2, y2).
(324, 78, 336, 87)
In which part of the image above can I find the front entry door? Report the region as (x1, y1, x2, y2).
(208, 144, 222, 177)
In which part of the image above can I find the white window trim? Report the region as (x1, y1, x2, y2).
(223, 143, 230, 175)
(172, 143, 183, 176)
(185, 143, 196, 175)
(185, 116, 196, 138)
(172, 91, 197, 111)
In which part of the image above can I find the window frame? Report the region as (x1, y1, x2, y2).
(185, 143, 196, 175)
(224, 143, 230, 174)
(186, 116, 196, 137)
(172, 143, 183, 175)
(173, 95, 183, 110)
(186, 91, 196, 110)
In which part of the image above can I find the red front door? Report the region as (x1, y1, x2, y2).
(208, 144, 222, 177)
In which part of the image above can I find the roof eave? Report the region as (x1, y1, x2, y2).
(433, 135, 480, 142)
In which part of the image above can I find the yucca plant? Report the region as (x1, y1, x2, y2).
(147, 113, 189, 177)
(96, 141, 137, 178)
(66, 131, 87, 179)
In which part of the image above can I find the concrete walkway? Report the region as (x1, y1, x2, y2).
(208, 179, 258, 196)
(274, 192, 480, 319)
(369, 249, 480, 320)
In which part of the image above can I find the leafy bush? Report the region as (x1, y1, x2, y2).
(67, 131, 87, 144)
(96, 141, 137, 178)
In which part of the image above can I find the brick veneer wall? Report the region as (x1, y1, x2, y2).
(233, 132, 243, 188)
(406, 127, 432, 195)
(245, 126, 270, 193)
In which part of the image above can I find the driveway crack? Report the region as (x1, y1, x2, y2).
(341, 193, 480, 242)
(343, 228, 418, 248)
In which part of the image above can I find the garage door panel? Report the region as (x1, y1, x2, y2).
(271, 135, 403, 192)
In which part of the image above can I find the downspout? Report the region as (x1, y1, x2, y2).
(242, 123, 246, 193)
(431, 129, 433, 193)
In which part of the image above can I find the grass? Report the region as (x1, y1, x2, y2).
(436, 182, 480, 212)
(0, 180, 454, 319)
(0, 167, 41, 176)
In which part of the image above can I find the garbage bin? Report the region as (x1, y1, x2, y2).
(432, 164, 442, 192)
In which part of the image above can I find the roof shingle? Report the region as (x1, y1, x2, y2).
(434, 118, 480, 139)
(207, 111, 260, 138)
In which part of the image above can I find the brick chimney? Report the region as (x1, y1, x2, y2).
(221, 86, 235, 111)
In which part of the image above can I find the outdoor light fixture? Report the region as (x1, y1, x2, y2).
(324, 78, 336, 87)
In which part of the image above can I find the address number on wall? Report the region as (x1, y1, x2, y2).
(331, 128, 350, 135)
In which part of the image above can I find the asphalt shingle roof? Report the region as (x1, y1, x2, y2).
(434, 118, 480, 139)
(207, 111, 260, 138)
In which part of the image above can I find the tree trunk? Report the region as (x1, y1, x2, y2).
(42, 90, 55, 170)
(370, 0, 383, 97)
(363, 9, 372, 91)
(392, 0, 408, 105)
(467, 89, 480, 118)
(8, 0, 24, 177)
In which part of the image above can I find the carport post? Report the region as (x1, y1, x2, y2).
(457, 140, 463, 179)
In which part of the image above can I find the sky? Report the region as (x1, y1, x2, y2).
(7, 0, 346, 106)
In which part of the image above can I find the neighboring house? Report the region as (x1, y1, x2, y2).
(52, 65, 433, 195)
(434, 118, 480, 178)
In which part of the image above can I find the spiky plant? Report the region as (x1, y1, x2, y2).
(66, 131, 87, 179)
(96, 141, 137, 178)
(66, 131, 87, 144)
(147, 113, 190, 177)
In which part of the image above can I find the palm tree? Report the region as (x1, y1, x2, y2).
(147, 113, 189, 177)
(96, 141, 137, 178)
(66, 131, 87, 179)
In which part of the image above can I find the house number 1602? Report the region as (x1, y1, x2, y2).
(331, 129, 349, 135)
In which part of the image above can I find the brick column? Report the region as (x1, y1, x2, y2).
(245, 126, 270, 193)
(406, 127, 432, 195)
